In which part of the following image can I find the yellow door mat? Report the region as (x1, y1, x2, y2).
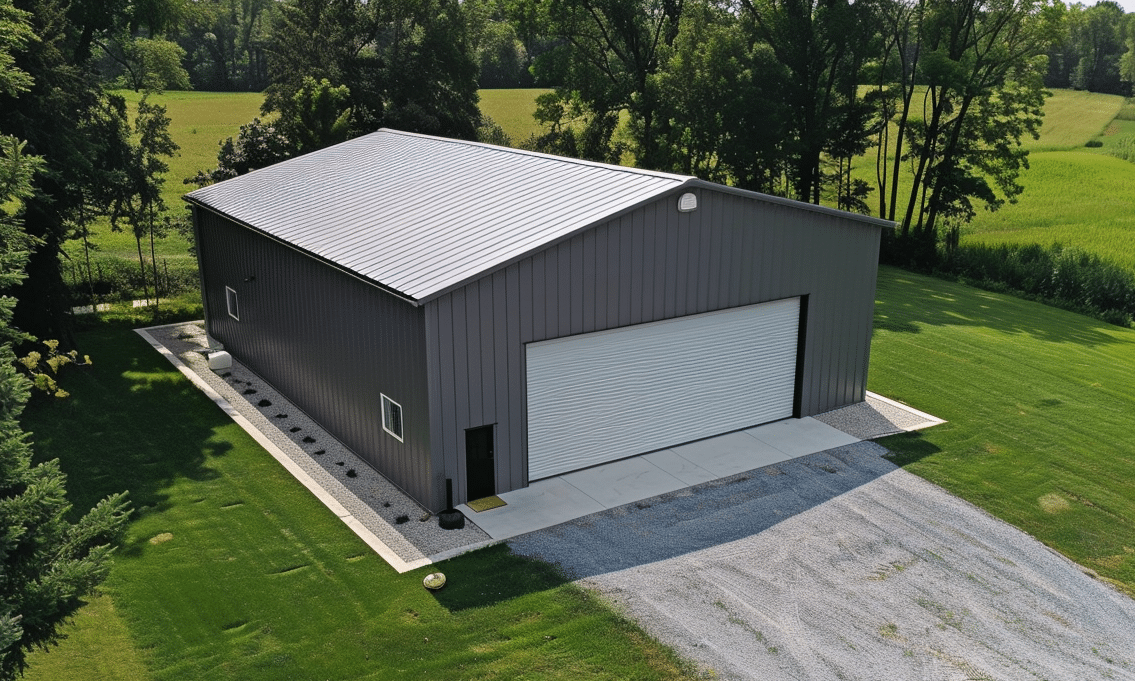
(466, 495, 506, 512)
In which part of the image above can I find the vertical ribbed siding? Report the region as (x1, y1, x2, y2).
(426, 187, 879, 504)
(195, 209, 437, 508)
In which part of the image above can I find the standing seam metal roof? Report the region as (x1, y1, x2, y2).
(185, 129, 692, 302)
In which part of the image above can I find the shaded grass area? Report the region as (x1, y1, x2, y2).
(478, 88, 550, 145)
(21, 328, 696, 681)
(870, 266, 1135, 596)
(961, 151, 1135, 272)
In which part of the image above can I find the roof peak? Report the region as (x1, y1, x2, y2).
(373, 128, 694, 183)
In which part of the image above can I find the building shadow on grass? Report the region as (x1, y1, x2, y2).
(507, 441, 935, 581)
(874, 430, 942, 467)
(426, 544, 570, 612)
(23, 327, 234, 530)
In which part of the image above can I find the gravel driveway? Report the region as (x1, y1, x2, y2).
(510, 442, 1135, 680)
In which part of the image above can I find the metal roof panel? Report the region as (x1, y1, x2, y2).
(186, 130, 689, 301)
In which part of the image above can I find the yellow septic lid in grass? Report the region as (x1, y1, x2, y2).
(423, 572, 446, 591)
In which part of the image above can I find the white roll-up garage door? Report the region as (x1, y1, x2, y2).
(526, 297, 800, 480)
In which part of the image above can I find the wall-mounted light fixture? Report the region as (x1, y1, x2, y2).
(677, 192, 698, 212)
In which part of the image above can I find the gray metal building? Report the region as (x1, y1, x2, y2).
(186, 129, 888, 511)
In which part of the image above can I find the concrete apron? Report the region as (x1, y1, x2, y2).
(460, 418, 860, 540)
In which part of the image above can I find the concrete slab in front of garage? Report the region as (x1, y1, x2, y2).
(458, 417, 859, 540)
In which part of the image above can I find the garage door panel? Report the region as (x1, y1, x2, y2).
(527, 297, 799, 480)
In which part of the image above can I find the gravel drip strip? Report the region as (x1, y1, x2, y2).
(144, 321, 490, 561)
(814, 392, 943, 439)
(510, 442, 1135, 680)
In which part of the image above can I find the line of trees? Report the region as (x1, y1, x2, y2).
(519, 0, 1066, 262)
(181, 0, 1119, 265)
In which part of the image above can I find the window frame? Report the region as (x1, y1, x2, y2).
(381, 394, 404, 442)
(225, 286, 239, 320)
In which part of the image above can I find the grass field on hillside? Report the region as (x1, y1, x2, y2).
(479, 88, 550, 144)
(871, 266, 1135, 596)
(20, 329, 693, 681)
(1025, 89, 1125, 151)
(961, 151, 1135, 271)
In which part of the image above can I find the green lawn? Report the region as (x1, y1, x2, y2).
(22, 267, 1135, 678)
(20, 328, 694, 681)
(478, 88, 550, 144)
(871, 266, 1135, 596)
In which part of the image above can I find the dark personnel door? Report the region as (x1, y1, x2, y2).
(465, 425, 495, 501)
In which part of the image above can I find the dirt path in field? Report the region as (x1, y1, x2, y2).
(510, 443, 1135, 680)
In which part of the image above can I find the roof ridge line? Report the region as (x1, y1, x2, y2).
(375, 128, 693, 184)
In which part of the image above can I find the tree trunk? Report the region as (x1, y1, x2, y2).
(135, 232, 150, 304)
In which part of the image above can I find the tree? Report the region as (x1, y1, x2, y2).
(870, 0, 1062, 260)
(110, 36, 192, 91)
(465, 0, 533, 88)
(187, 118, 294, 186)
(274, 77, 352, 154)
(528, 0, 686, 169)
(179, 0, 273, 91)
(649, 2, 789, 191)
(108, 96, 179, 312)
(737, 0, 878, 204)
(1121, 14, 1135, 93)
(1, 0, 143, 342)
(261, 0, 480, 142)
(1070, 1, 1126, 94)
(0, 71, 131, 681)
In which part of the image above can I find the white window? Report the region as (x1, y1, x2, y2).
(225, 286, 239, 320)
(381, 394, 403, 442)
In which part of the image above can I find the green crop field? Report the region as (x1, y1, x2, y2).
(962, 91, 1135, 272)
(961, 151, 1135, 271)
(849, 89, 1135, 271)
(1025, 89, 1125, 151)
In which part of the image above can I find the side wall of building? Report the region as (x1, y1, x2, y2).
(194, 207, 438, 508)
(425, 187, 881, 503)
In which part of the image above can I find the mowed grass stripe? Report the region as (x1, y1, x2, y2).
(22, 329, 694, 681)
(871, 266, 1135, 595)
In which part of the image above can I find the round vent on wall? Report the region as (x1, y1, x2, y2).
(678, 192, 698, 212)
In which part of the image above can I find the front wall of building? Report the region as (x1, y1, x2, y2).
(194, 207, 437, 508)
(425, 187, 881, 503)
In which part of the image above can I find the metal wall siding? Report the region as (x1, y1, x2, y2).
(196, 210, 437, 507)
(426, 186, 880, 504)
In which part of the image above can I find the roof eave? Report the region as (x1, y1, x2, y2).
(185, 196, 424, 307)
(684, 179, 897, 230)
